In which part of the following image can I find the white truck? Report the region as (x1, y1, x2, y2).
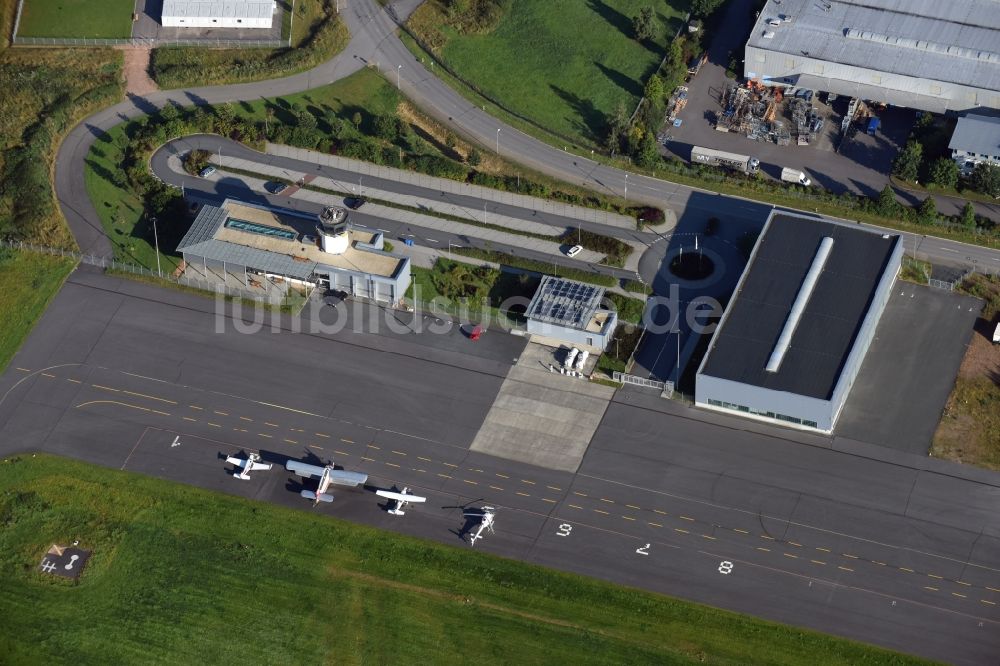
(690, 146, 760, 174)
(780, 167, 812, 186)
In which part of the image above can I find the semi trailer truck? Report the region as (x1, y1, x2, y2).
(690, 146, 760, 174)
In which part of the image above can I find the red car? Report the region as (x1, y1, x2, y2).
(469, 324, 483, 341)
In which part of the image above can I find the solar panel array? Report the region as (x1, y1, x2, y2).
(526, 276, 604, 328)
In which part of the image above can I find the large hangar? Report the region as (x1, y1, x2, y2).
(744, 0, 1000, 113)
(695, 212, 903, 433)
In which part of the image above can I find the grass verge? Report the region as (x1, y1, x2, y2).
(150, 0, 349, 88)
(453, 247, 616, 287)
(0, 248, 76, 372)
(16, 0, 133, 38)
(0, 453, 928, 664)
(596, 323, 643, 375)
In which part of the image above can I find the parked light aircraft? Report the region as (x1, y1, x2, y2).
(466, 506, 496, 547)
(285, 459, 368, 504)
(376, 487, 427, 516)
(226, 452, 272, 480)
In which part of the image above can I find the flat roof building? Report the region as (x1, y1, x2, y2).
(949, 113, 1000, 171)
(162, 0, 275, 29)
(178, 200, 411, 303)
(525, 276, 618, 352)
(744, 0, 1000, 113)
(695, 212, 903, 432)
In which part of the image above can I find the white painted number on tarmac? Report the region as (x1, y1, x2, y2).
(718, 561, 734, 574)
(636, 543, 651, 556)
(556, 523, 572, 537)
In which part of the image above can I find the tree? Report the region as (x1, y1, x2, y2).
(643, 73, 665, 106)
(969, 162, 1000, 198)
(351, 111, 363, 129)
(690, 0, 724, 17)
(632, 7, 656, 41)
(927, 157, 958, 190)
(917, 196, 938, 225)
(634, 131, 660, 169)
(875, 185, 900, 217)
(891, 139, 923, 182)
(373, 114, 399, 141)
(605, 101, 630, 153)
(296, 109, 318, 131)
(960, 201, 977, 229)
(467, 148, 482, 166)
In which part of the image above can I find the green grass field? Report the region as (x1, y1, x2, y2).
(0, 248, 75, 373)
(407, 0, 688, 147)
(0, 454, 926, 665)
(16, 0, 134, 38)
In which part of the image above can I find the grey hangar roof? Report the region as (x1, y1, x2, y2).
(746, 0, 1000, 93)
(162, 1, 275, 19)
(698, 214, 900, 400)
(948, 114, 1000, 154)
(525, 276, 605, 329)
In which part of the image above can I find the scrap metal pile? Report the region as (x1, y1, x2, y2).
(717, 81, 797, 146)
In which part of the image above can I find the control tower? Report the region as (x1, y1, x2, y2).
(316, 206, 350, 254)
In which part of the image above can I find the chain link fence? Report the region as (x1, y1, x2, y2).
(12, 36, 288, 48)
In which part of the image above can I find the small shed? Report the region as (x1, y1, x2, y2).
(525, 276, 617, 352)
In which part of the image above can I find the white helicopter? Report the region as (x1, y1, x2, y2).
(375, 487, 427, 516)
(466, 506, 496, 547)
(225, 452, 273, 480)
(285, 459, 368, 505)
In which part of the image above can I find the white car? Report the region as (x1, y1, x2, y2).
(566, 244, 583, 258)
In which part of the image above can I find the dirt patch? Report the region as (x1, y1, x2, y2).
(118, 47, 158, 97)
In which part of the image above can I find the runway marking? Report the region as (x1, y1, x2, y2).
(516, 492, 531, 497)
(74, 399, 160, 416)
(66, 378, 82, 384)
(264, 422, 278, 427)
(315, 432, 329, 438)
(674, 528, 689, 534)
(257, 433, 272, 438)
(982, 600, 996, 606)
(437, 473, 451, 479)
(679, 515, 694, 521)
(899, 567, 914, 573)
(521, 480, 535, 485)
(495, 473, 509, 478)
(573, 491, 587, 497)
(810, 560, 826, 566)
(468, 468, 484, 473)
(787, 541, 802, 547)
(953, 593, 967, 599)
(701, 534, 716, 540)
(594, 509, 609, 515)
(547, 485, 562, 491)
(648, 522, 662, 528)
(757, 547, 771, 553)
(92, 384, 119, 392)
(334, 450, 349, 456)
(234, 428, 248, 433)
(928, 573, 943, 579)
(183, 417, 197, 422)
(414, 469, 426, 473)
(987, 587, 1000, 593)
(623, 516, 636, 521)
(284, 439, 297, 444)
(783, 553, 798, 559)
(956, 581, 972, 587)
(600, 498, 615, 504)
(463, 479, 477, 485)
(368, 445, 381, 450)
(213, 410, 228, 416)
(568, 504, 582, 509)
(925, 586, 939, 592)
(151, 409, 171, 416)
(625, 504, 641, 510)
(309, 445, 323, 450)
(207, 423, 221, 428)
(760, 535, 775, 540)
(842, 553, 859, 559)
(341, 438, 354, 444)
(189, 405, 203, 410)
(239, 416, 252, 422)
(542, 498, 557, 504)
(815, 547, 831, 552)
(872, 561, 887, 566)
(490, 485, 504, 491)
(391, 450, 407, 456)
(653, 509, 667, 515)
(361, 457, 376, 462)
(417, 456, 432, 462)
(41, 372, 55, 378)
(384, 462, 400, 468)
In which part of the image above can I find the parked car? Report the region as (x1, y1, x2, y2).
(345, 196, 366, 209)
(198, 166, 216, 178)
(266, 181, 289, 195)
(566, 244, 583, 258)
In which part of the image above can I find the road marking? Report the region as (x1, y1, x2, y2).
(425, 238, 439, 243)
(625, 504, 641, 510)
(701, 534, 716, 540)
(92, 384, 119, 392)
(955, 580, 972, 587)
(594, 509, 609, 515)
(653, 509, 668, 515)
(208, 422, 221, 428)
(757, 547, 771, 553)
(679, 515, 694, 521)
(952, 592, 967, 599)
(414, 469, 426, 473)
(391, 450, 407, 456)
(600, 498, 615, 504)
(872, 561, 887, 566)
(437, 473, 451, 479)
(240, 416, 252, 421)
(418, 456, 432, 462)
(516, 492, 531, 497)
(788, 541, 802, 547)
(189, 405, 203, 410)
(927, 573, 943, 579)
(15, 367, 30, 372)
(361, 457, 376, 462)
(925, 586, 939, 592)
(334, 450, 349, 456)
(982, 600, 997, 606)
(838, 566, 854, 572)
(568, 504, 582, 509)
(341, 438, 354, 444)
(521, 479, 535, 485)
(842, 553, 859, 559)
(760, 535, 774, 540)
(284, 439, 297, 444)
(151, 409, 171, 416)
(468, 468, 484, 473)
(315, 432, 329, 437)
(899, 567, 914, 573)
(648, 522, 662, 528)
(623, 516, 636, 521)
(810, 559, 826, 565)
(213, 410, 228, 416)
(496, 473, 510, 479)
(463, 479, 477, 485)
(573, 491, 587, 497)
(264, 422, 278, 427)
(988, 586, 1000, 593)
(41, 372, 55, 378)
(309, 445, 323, 450)
(733, 528, 749, 534)
(674, 528, 689, 534)
(368, 445, 381, 450)
(542, 498, 556, 504)
(547, 485, 561, 491)
(384, 462, 400, 468)
(258, 433, 272, 438)
(783, 553, 798, 559)
(815, 547, 831, 552)
(234, 428, 248, 433)
(183, 417, 197, 422)
(66, 378, 82, 384)
(489, 485, 504, 491)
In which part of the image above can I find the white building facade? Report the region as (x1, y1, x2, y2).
(162, 0, 275, 29)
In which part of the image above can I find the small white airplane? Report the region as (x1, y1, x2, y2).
(466, 506, 496, 547)
(226, 452, 272, 480)
(285, 459, 368, 505)
(376, 487, 427, 516)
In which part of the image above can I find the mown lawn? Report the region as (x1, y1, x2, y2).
(0, 454, 927, 665)
(407, 0, 688, 147)
(0, 248, 75, 372)
(17, 0, 134, 38)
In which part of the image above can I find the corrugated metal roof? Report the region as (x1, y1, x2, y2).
(162, 0, 275, 20)
(747, 0, 1000, 93)
(177, 203, 227, 251)
(698, 213, 900, 400)
(948, 114, 1000, 154)
(182, 238, 318, 280)
(525, 276, 605, 329)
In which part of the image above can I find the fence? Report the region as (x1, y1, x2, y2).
(12, 36, 289, 48)
(627, 13, 691, 127)
(612, 371, 676, 399)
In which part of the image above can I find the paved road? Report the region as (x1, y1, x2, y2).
(2, 268, 1000, 664)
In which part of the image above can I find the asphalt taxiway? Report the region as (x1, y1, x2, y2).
(2, 268, 1000, 664)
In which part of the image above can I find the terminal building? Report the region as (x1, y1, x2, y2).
(162, 0, 276, 28)
(695, 212, 903, 433)
(525, 276, 618, 352)
(177, 199, 411, 303)
(744, 0, 1000, 113)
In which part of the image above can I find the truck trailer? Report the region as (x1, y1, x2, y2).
(780, 167, 812, 186)
(690, 146, 760, 174)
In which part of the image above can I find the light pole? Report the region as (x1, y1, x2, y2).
(397, 65, 402, 89)
(624, 173, 628, 203)
(496, 128, 501, 155)
(151, 215, 161, 277)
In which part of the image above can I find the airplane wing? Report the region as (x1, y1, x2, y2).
(328, 470, 368, 487)
(225, 455, 248, 469)
(376, 490, 426, 503)
(285, 460, 325, 479)
(248, 461, 272, 472)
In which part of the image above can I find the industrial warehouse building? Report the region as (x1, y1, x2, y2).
(744, 0, 1000, 113)
(525, 276, 618, 352)
(949, 113, 1000, 173)
(177, 200, 411, 303)
(695, 212, 903, 433)
(162, 0, 275, 28)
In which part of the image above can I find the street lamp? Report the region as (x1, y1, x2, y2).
(624, 173, 628, 203)
(150, 215, 161, 277)
(496, 128, 501, 155)
(397, 64, 402, 89)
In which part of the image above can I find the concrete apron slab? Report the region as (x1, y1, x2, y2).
(470, 353, 615, 473)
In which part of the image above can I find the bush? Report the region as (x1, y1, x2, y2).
(969, 162, 1000, 198)
(606, 293, 646, 324)
(927, 157, 959, 189)
(560, 228, 632, 263)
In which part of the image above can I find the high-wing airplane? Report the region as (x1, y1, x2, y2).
(226, 452, 272, 480)
(376, 487, 427, 516)
(285, 459, 368, 505)
(466, 506, 496, 547)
